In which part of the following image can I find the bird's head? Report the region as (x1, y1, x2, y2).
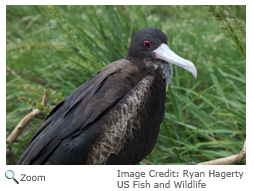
(126, 27, 197, 79)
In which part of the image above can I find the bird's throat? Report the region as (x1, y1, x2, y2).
(144, 59, 172, 91)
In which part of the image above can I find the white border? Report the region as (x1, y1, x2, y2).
(1, 1, 252, 190)
(2, 0, 249, 5)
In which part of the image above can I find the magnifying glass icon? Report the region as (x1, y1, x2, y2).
(5, 170, 19, 184)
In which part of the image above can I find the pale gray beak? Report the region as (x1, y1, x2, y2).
(153, 43, 197, 79)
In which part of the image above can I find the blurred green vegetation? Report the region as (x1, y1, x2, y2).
(6, 5, 246, 165)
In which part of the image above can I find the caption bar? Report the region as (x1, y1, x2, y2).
(116, 169, 244, 189)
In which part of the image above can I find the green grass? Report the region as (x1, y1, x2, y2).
(6, 5, 246, 165)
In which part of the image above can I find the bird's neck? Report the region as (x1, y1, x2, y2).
(125, 57, 172, 91)
(143, 59, 172, 91)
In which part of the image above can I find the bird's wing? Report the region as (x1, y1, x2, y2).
(18, 59, 145, 164)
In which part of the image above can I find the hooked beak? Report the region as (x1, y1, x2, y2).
(153, 43, 197, 79)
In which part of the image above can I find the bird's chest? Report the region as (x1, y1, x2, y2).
(85, 75, 166, 164)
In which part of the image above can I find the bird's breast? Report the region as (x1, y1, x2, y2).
(85, 75, 156, 164)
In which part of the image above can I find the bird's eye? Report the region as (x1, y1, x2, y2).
(144, 41, 152, 48)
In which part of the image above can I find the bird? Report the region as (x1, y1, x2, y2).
(17, 27, 197, 165)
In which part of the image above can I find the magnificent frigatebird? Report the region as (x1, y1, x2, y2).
(18, 27, 197, 165)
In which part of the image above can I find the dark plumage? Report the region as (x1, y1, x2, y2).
(18, 27, 197, 165)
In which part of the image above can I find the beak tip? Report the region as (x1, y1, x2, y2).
(193, 70, 197, 80)
(187, 62, 197, 80)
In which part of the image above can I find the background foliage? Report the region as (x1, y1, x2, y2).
(6, 5, 246, 165)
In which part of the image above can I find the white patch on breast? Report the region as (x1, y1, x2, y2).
(86, 76, 154, 164)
